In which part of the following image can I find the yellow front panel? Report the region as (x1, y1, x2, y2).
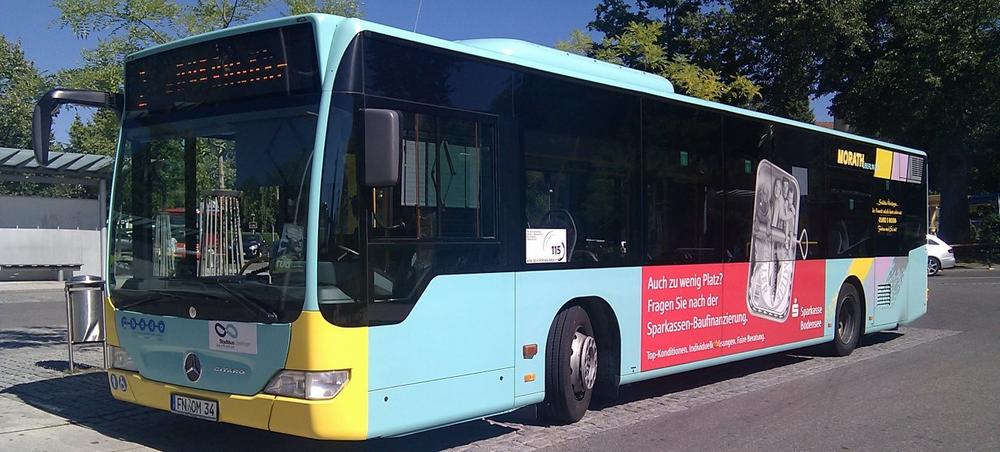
(272, 311, 369, 440)
(104, 297, 119, 347)
(107, 370, 275, 430)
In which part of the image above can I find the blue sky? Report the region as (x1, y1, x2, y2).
(1, 0, 832, 142)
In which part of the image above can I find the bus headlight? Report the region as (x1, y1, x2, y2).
(264, 370, 349, 400)
(108, 346, 137, 371)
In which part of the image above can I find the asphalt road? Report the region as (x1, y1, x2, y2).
(546, 269, 1000, 452)
(0, 269, 995, 451)
(0, 284, 67, 330)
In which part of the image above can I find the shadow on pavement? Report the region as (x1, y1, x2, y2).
(1, 372, 515, 451)
(35, 360, 97, 372)
(618, 331, 904, 407)
(0, 331, 906, 450)
(0, 327, 68, 349)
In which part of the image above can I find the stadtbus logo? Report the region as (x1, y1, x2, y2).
(214, 323, 239, 339)
(208, 321, 258, 355)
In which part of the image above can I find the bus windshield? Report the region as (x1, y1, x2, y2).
(108, 23, 322, 323)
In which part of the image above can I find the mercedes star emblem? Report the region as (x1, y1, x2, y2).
(184, 353, 202, 382)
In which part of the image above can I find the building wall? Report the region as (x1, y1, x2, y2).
(0, 196, 104, 279)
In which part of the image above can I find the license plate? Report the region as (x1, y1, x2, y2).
(170, 394, 218, 421)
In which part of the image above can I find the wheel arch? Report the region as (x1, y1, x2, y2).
(557, 296, 622, 400)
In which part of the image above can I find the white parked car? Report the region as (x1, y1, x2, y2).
(926, 234, 956, 276)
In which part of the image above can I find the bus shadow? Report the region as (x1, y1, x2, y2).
(0, 327, 68, 349)
(0, 372, 515, 452)
(0, 332, 904, 451)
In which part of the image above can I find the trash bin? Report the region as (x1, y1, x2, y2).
(66, 275, 105, 343)
(65, 275, 105, 372)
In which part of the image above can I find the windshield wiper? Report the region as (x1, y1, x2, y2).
(115, 289, 187, 310)
(115, 283, 278, 322)
(209, 280, 279, 322)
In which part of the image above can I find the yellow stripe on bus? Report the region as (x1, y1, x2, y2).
(874, 148, 893, 180)
(104, 296, 120, 347)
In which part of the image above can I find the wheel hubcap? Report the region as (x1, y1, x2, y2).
(570, 330, 598, 394)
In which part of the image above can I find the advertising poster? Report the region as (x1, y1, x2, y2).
(641, 262, 825, 371)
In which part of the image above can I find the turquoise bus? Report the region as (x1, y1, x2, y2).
(31, 14, 928, 440)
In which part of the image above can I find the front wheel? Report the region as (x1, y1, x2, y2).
(829, 283, 862, 356)
(541, 306, 597, 424)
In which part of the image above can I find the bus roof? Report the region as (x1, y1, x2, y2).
(126, 13, 926, 157)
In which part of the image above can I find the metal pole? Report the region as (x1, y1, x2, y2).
(65, 284, 74, 373)
(102, 281, 108, 369)
(99, 179, 107, 280)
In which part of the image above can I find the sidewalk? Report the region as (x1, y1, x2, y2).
(0, 329, 150, 451)
(0, 281, 66, 292)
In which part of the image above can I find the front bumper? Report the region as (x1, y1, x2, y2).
(106, 369, 367, 440)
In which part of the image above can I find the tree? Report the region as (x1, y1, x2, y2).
(589, 0, 703, 61)
(0, 35, 49, 149)
(587, 0, 867, 122)
(820, 0, 1000, 243)
(557, 22, 760, 107)
(286, 0, 362, 16)
(0, 36, 85, 197)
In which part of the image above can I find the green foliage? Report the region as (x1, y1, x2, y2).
(0, 35, 50, 149)
(589, 0, 702, 59)
(0, 36, 84, 197)
(979, 214, 1000, 246)
(587, 0, 869, 121)
(285, 0, 362, 16)
(559, 21, 761, 107)
(554, 29, 593, 56)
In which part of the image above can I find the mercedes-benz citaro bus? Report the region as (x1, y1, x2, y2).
(31, 14, 928, 440)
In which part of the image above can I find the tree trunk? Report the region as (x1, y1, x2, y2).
(937, 145, 972, 243)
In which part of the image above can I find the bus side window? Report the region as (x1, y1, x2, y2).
(374, 113, 496, 241)
(518, 73, 639, 267)
(723, 116, 772, 262)
(643, 100, 724, 264)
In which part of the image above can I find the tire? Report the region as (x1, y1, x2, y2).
(541, 306, 598, 424)
(928, 257, 941, 276)
(829, 283, 862, 356)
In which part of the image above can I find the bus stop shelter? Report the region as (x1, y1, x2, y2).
(0, 147, 114, 280)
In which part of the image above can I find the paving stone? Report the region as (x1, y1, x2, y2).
(0, 326, 959, 451)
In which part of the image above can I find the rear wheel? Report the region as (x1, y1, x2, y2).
(928, 257, 941, 276)
(541, 306, 597, 424)
(830, 283, 862, 356)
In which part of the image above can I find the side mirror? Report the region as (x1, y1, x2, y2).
(363, 109, 401, 187)
(32, 88, 124, 165)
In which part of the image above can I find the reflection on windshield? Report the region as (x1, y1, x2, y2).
(109, 100, 317, 323)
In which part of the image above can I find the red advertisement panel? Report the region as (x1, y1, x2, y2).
(641, 264, 726, 370)
(641, 260, 826, 372)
